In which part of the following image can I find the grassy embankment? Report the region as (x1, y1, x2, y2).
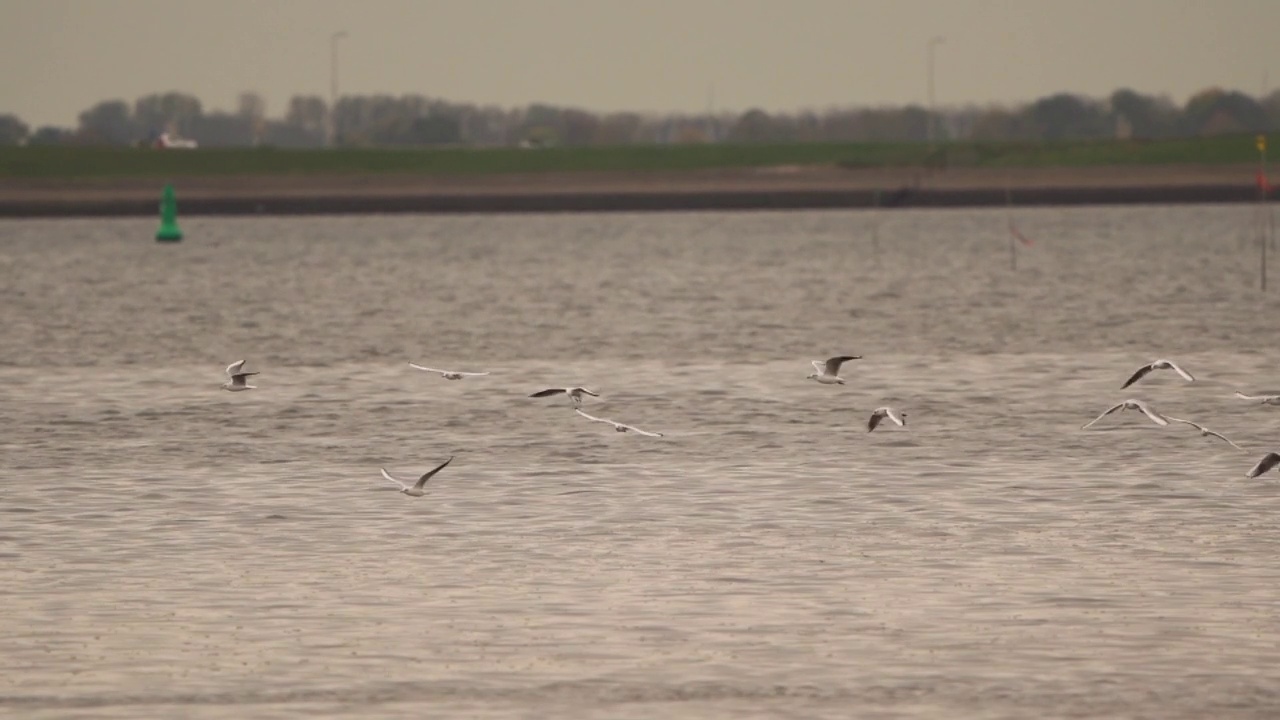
(0, 134, 1273, 179)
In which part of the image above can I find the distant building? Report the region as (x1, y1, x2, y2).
(151, 132, 198, 149)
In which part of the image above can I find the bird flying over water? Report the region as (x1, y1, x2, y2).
(1164, 417, 1245, 451)
(1082, 399, 1168, 429)
(409, 363, 490, 380)
(530, 387, 600, 407)
(1234, 391, 1280, 406)
(379, 456, 454, 497)
(867, 407, 906, 432)
(574, 409, 664, 437)
(1121, 359, 1195, 389)
(1245, 451, 1280, 479)
(806, 355, 862, 385)
(221, 359, 259, 392)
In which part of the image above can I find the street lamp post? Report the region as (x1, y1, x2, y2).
(329, 31, 348, 147)
(926, 36, 945, 148)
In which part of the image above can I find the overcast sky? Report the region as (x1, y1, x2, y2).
(2, 0, 1276, 127)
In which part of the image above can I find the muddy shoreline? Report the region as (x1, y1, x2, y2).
(0, 164, 1270, 217)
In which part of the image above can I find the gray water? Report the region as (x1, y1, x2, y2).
(1, 205, 1279, 719)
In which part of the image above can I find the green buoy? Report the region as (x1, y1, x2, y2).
(156, 184, 183, 242)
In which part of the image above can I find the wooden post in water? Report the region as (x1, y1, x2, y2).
(1259, 135, 1268, 291)
(871, 188, 882, 268)
(1270, 202, 1275, 252)
(1266, 141, 1275, 254)
(1005, 181, 1016, 272)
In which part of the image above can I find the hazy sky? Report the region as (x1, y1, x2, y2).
(2, 0, 1277, 127)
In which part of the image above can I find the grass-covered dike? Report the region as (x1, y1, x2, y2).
(2, 134, 1275, 180)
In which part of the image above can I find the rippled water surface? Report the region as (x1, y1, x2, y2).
(2, 206, 1279, 719)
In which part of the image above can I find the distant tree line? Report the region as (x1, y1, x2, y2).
(2, 86, 1278, 149)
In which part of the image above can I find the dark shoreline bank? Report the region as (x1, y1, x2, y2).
(2, 164, 1271, 217)
(0, 183, 1265, 218)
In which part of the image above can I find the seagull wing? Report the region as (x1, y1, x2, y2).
(414, 456, 454, 489)
(1245, 452, 1280, 478)
(1169, 417, 1244, 449)
(1120, 364, 1153, 389)
(824, 355, 860, 375)
(620, 423, 664, 438)
(1235, 392, 1262, 401)
(530, 388, 567, 398)
(379, 468, 410, 490)
(226, 359, 246, 376)
(1204, 429, 1245, 451)
(408, 363, 448, 374)
(1166, 361, 1195, 382)
(867, 412, 883, 432)
(574, 409, 612, 425)
(811, 360, 826, 374)
(231, 371, 259, 381)
(576, 388, 600, 398)
(1132, 401, 1168, 426)
(885, 408, 905, 426)
(457, 371, 490, 376)
(1082, 403, 1124, 429)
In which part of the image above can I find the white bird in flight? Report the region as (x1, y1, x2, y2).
(1164, 416, 1245, 451)
(379, 456, 454, 497)
(221, 359, 259, 392)
(574, 409, 664, 437)
(1081, 399, 1169, 429)
(530, 387, 600, 407)
(1234, 391, 1280, 406)
(1245, 451, 1280, 479)
(867, 406, 906, 432)
(409, 363, 490, 380)
(1121, 359, 1195, 389)
(807, 355, 862, 385)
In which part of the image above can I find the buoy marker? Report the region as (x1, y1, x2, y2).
(156, 184, 183, 242)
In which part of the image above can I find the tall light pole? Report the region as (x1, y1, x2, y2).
(329, 31, 348, 147)
(926, 35, 945, 149)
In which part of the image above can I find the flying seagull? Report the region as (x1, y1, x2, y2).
(221, 359, 259, 392)
(530, 387, 599, 407)
(378, 456, 454, 497)
(1081, 399, 1169, 429)
(1245, 451, 1280, 479)
(574, 409, 664, 437)
(1233, 391, 1280, 406)
(1121, 359, 1195, 389)
(867, 407, 906, 432)
(409, 363, 490, 380)
(807, 355, 862, 385)
(1164, 416, 1246, 451)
